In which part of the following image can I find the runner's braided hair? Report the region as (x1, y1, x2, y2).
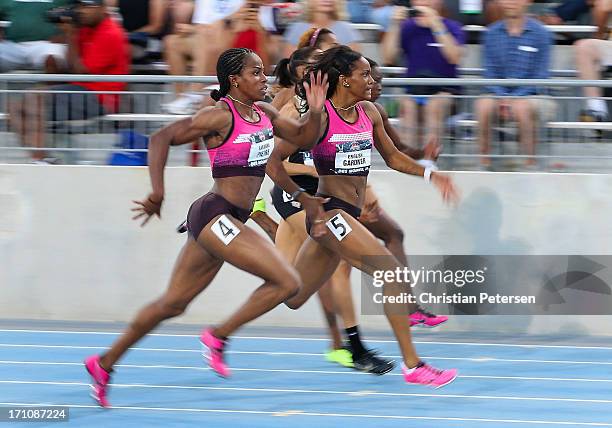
(275, 46, 320, 88)
(210, 48, 255, 101)
(297, 45, 363, 110)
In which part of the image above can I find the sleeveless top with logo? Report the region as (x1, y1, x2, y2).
(311, 100, 373, 177)
(208, 97, 274, 179)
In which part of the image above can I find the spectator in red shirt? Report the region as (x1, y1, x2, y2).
(9, 0, 129, 163)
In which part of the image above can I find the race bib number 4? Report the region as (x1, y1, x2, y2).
(326, 213, 352, 241)
(211, 215, 240, 245)
(248, 128, 274, 167)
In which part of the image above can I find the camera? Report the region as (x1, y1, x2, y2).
(45, 6, 78, 24)
(407, 7, 422, 17)
(392, 1, 422, 17)
(393, 0, 411, 7)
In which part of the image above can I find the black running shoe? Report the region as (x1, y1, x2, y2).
(352, 350, 395, 375)
(343, 341, 383, 356)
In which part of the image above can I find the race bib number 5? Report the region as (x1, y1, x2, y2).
(211, 215, 240, 245)
(334, 139, 372, 174)
(326, 213, 352, 241)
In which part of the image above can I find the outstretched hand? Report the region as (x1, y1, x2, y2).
(300, 194, 330, 238)
(131, 193, 163, 227)
(303, 71, 329, 114)
(431, 172, 460, 206)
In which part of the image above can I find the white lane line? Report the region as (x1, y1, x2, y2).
(0, 402, 610, 426)
(1, 329, 610, 350)
(1, 360, 611, 383)
(1, 343, 611, 366)
(2, 380, 612, 404)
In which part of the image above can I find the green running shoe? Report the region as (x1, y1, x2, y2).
(251, 197, 266, 214)
(325, 348, 354, 368)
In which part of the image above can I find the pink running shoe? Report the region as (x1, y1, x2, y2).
(409, 308, 448, 328)
(403, 362, 457, 388)
(201, 329, 231, 378)
(84, 355, 111, 407)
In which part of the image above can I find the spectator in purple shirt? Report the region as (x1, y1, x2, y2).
(475, 0, 553, 169)
(383, 0, 465, 149)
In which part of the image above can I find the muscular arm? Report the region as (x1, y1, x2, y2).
(266, 139, 308, 200)
(258, 102, 324, 151)
(363, 102, 425, 177)
(148, 106, 231, 199)
(283, 160, 318, 176)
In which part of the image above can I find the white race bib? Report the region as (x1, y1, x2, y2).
(326, 213, 352, 241)
(211, 215, 240, 245)
(248, 129, 274, 167)
(335, 149, 371, 173)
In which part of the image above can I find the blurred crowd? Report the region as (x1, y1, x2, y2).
(0, 0, 609, 164)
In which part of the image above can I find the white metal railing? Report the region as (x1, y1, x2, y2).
(0, 74, 609, 87)
(0, 77, 609, 171)
(352, 23, 598, 34)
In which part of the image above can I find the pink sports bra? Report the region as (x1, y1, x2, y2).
(208, 97, 274, 178)
(310, 100, 373, 177)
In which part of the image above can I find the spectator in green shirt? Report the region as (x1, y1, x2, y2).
(0, 0, 69, 72)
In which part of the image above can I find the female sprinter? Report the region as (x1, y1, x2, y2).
(267, 45, 459, 387)
(271, 46, 395, 374)
(84, 47, 329, 407)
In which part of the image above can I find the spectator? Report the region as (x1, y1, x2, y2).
(162, 0, 250, 114)
(230, 1, 272, 67)
(575, 0, 611, 122)
(475, 0, 553, 168)
(443, 0, 503, 27)
(383, 0, 465, 149)
(283, 0, 361, 56)
(0, 0, 69, 73)
(163, 0, 277, 114)
(539, 0, 595, 26)
(347, 0, 396, 26)
(162, 0, 244, 114)
(297, 26, 338, 49)
(9, 0, 129, 163)
(106, 0, 169, 63)
(163, 0, 196, 101)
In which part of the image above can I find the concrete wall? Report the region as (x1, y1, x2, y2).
(1, 165, 611, 335)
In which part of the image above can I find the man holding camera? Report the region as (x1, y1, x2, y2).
(382, 0, 465, 150)
(0, 0, 69, 73)
(9, 0, 129, 163)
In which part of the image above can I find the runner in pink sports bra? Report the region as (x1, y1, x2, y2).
(207, 97, 274, 178)
(267, 45, 461, 388)
(84, 47, 330, 407)
(311, 99, 373, 177)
